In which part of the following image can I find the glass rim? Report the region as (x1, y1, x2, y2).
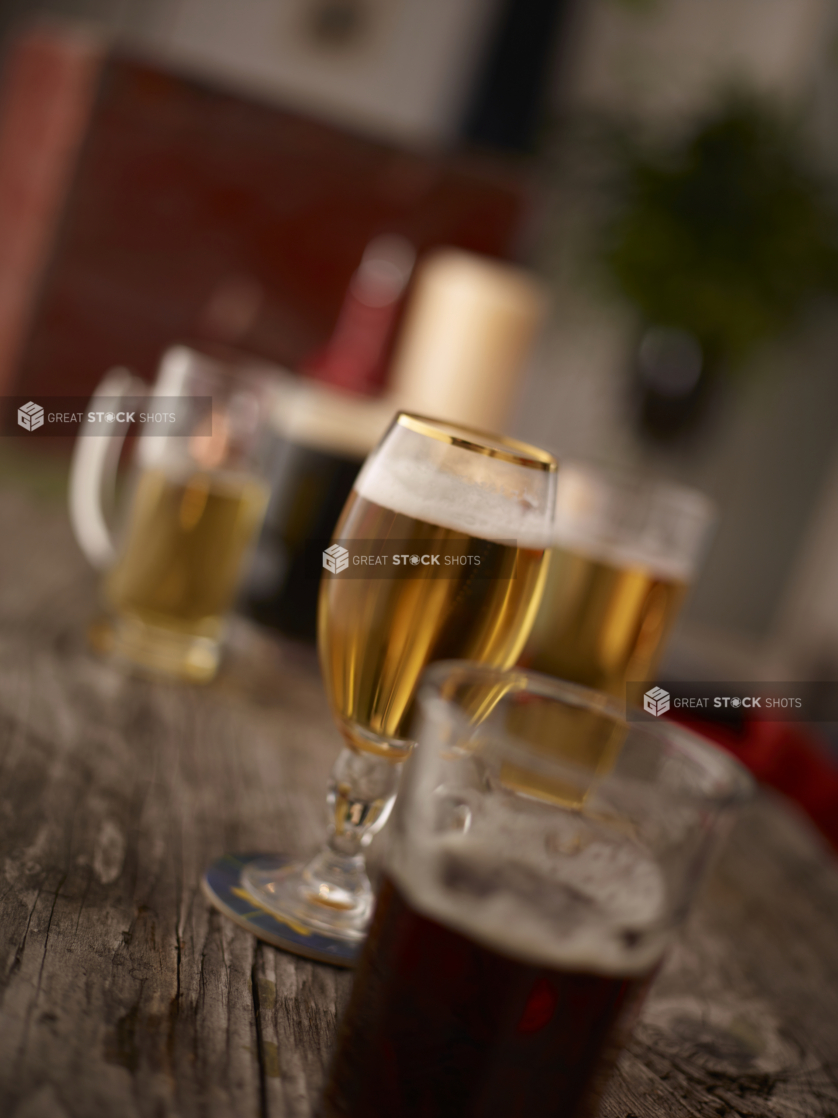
(418, 661, 754, 809)
(396, 413, 557, 471)
(158, 344, 276, 397)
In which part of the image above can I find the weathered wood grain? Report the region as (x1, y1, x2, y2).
(0, 482, 836, 1118)
(600, 793, 838, 1118)
(0, 485, 352, 1118)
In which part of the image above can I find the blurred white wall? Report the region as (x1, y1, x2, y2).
(0, 0, 504, 141)
(129, 0, 504, 142)
(566, 0, 831, 119)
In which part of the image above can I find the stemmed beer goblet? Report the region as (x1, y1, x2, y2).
(241, 413, 557, 951)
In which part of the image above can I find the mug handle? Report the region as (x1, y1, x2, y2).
(68, 368, 147, 569)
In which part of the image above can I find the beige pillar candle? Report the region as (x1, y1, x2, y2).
(386, 249, 548, 434)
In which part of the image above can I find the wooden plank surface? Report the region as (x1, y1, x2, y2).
(0, 479, 836, 1118)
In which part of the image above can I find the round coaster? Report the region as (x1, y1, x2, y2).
(201, 853, 361, 968)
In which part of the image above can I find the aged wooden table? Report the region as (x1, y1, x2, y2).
(0, 477, 837, 1118)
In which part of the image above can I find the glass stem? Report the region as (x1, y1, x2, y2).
(298, 746, 403, 914)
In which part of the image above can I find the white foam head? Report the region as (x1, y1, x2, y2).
(389, 804, 669, 977)
(355, 416, 555, 548)
(553, 463, 715, 582)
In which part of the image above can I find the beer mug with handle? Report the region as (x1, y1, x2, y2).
(69, 346, 272, 682)
(322, 661, 752, 1118)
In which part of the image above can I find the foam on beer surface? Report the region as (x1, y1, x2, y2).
(389, 809, 668, 977)
(552, 526, 691, 585)
(355, 436, 551, 547)
(551, 465, 709, 582)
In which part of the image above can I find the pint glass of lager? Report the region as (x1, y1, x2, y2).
(322, 662, 752, 1118)
(524, 464, 715, 696)
(241, 415, 556, 948)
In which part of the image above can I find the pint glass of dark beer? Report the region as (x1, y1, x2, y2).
(321, 662, 752, 1118)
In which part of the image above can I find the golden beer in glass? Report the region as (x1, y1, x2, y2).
(106, 467, 267, 647)
(525, 464, 714, 696)
(320, 496, 547, 757)
(70, 346, 272, 681)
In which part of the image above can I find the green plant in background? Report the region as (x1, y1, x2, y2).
(602, 95, 838, 368)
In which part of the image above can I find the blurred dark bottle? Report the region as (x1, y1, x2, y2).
(242, 380, 394, 640)
(461, 0, 575, 153)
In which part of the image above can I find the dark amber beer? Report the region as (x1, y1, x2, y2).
(241, 379, 393, 641)
(319, 662, 752, 1116)
(322, 875, 656, 1118)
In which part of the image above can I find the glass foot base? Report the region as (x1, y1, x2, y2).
(201, 852, 361, 967)
(241, 852, 373, 943)
(89, 615, 220, 682)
